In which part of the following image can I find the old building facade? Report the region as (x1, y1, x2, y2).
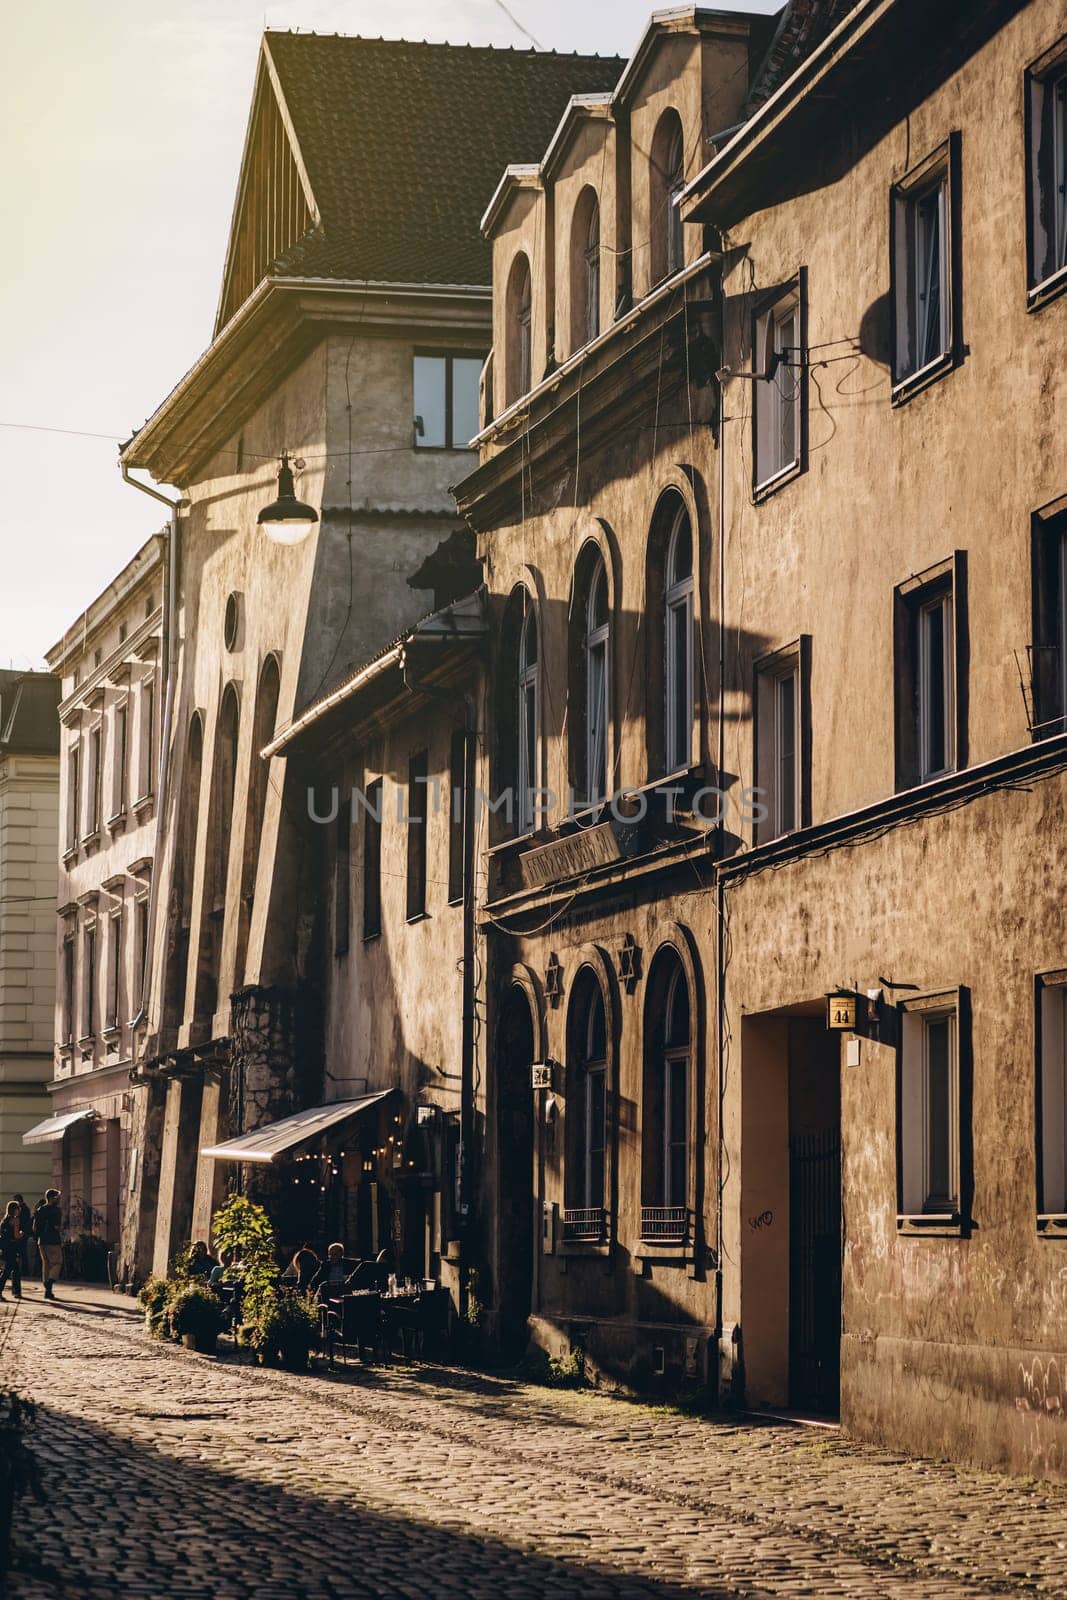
(0, 671, 59, 1202)
(454, 0, 1067, 1480)
(117, 32, 624, 1284)
(36, 534, 165, 1256)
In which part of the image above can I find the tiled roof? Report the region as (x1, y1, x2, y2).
(265, 33, 625, 288)
(744, 0, 861, 113)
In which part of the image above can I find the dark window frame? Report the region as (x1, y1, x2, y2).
(751, 269, 808, 500)
(362, 777, 383, 942)
(448, 729, 466, 906)
(896, 985, 973, 1237)
(752, 636, 812, 844)
(334, 788, 352, 957)
(1037, 967, 1067, 1232)
(405, 751, 429, 923)
(893, 552, 968, 791)
(889, 133, 963, 404)
(1030, 498, 1067, 738)
(413, 348, 486, 451)
(1024, 35, 1067, 310)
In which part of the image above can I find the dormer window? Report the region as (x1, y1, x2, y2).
(571, 187, 600, 351)
(651, 110, 685, 283)
(505, 253, 532, 406)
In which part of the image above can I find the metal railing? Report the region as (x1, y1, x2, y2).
(640, 1205, 688, 1243)
(562, 1206, 606, 1242)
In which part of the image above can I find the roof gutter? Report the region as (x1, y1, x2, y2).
(120, 467, 180, 1041)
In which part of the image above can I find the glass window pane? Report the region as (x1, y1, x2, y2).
(669, 599, 691, 769)
(776, 670, 797, 833)
(921, 599, 948, 776)
(926, 1016, 952, 1205)
(413, 355, 446, 448)
(587, 989, 606, 1062)
(451, 357, 482, 449)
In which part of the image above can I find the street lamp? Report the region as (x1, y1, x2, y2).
(257, 451, 319, 545)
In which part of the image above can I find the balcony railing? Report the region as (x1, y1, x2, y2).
(640, 1205, 688, 1243)
(562, 1206, 606, 1243)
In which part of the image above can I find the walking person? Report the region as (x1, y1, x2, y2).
(11, 1194, 32, 1279)
(32, 1188, 63, 1300)
(0, 1201, 25, 1299)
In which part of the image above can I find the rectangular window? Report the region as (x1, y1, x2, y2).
(899, 991, 968, 1227)
(584, 1066, 606, 1210)
(1038, 975, 1067, 1224)
(134, 897, 149, 1016)
(106, 911, 122, 1029)
(448, 729, 466, 906)
(894, 556, 964, 789)
(62, 934, 75, 1045)
(362, 778, 383, 941)
(406, 751, 428, 921)
(1031, 505, 1067, 735)
(891, 138, 958, 394)
(139, 679, 155, 800)
(1026, 42, 1067, 302)
(86, 725, 102, 836)
(413, 351, 485, 449)
(112, 702, 128, 818)
(334, 790, 351, 957)
(66, 744, 80, 852)
(82, 923, 97, 1040)
(754, 640, 810, 842)
(754, 286, 803, 490)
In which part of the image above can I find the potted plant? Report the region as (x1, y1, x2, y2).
(252, 1291, 319, 1370)
(168, 1283, 224, 1354)
(137, 1274, 171, 1340)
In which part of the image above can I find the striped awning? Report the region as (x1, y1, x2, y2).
(199, 1089, 396, 1164)
(23, 1107, 94, 1145)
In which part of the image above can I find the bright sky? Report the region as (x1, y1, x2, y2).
(1, 0, 778, 669)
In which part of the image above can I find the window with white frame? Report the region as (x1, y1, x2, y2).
(565, 971, 608, 1235)
(81, 922, 97, 1041)
(138, 679, 155, 800)
(754, 292, 801, 488)
(85, 724, 102, 836)
(413, 351, 485, 449)
(106, 909, 122, 1030)
(917, 589, 955, 780)
(895, 560, 962, 789)
(755, 642, 808, 841)
(642, 952, 690, 1241)
(892, 141, 957, 388)
(112, 701, 128, 818)
(584, 558, 610, 804)
(1038, 974, 1067, 1225)
(664, 504, 694, 773)
(65, 743, 80, 853)
(517, 607, 539, 835)
(899, 998, 962, 1220)
(1026, 43, 1067, 299)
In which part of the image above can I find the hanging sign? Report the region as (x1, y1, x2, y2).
(531, 1062, 553, 1090)
(826, 990, 858, 1031)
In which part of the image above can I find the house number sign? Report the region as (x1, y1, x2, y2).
(531, 1062, 552, 1090)
(826, 991, 858, 1031)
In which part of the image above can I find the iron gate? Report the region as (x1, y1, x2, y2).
(789, 1128, 842, 1414)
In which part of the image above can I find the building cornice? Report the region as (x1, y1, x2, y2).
(121, 277, 492, 487)
(47, 539, 164, 672)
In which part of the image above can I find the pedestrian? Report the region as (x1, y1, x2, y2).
(11, 1194, 32, 1278)
(0, 1201, 25, 1299)
(32, 1188, 63, 1300)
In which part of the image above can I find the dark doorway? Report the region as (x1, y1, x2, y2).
(788, 1020, 842, 1414)
(495, 986, 536, 1357)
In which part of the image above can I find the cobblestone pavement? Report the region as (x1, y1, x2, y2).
(3, 1286, 1067, 1600)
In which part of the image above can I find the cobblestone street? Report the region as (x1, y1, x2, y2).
(3, 1285, 1067, 1600)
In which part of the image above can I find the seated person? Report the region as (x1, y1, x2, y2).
(310, 1242, 356, 1302)
(187, 1239, 217, 1279)
(289, 1242, 319, 1291)
(209, 1247, 239, 1288)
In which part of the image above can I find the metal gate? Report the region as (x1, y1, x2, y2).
(789, 1128, 841, 1414)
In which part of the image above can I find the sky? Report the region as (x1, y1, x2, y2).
(1, 0, 779, 670)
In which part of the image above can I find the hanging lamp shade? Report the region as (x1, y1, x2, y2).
(258, 452, 319, 545)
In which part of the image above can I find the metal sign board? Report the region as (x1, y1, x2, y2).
(826, 991, 858, 1031)
(531, 1062, 552, 1090)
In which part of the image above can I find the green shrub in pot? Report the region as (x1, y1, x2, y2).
(168, 1283, 224, 1352)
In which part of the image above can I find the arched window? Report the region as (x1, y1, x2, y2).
(505, 253, 532, 405)
(651, 110, 685, 284)
(571, 187, 600, 351)
(517, 608, 539, 834)
(642, 950, 691, 1241)
(583, 556, 610, 805)
(664, 503, 694, 772)
(565, 968, 609, 1237)
(235, 654, 280, 985)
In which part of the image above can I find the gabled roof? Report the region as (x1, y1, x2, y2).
(0, 670, 60, 758)
(742, 0, 859, 113)
(216, 33, 625, 331)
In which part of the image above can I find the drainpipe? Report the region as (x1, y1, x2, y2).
(400, 647, 478, 1322)
(120, 465, 181, 1040)
(715, 313, 729, 1363)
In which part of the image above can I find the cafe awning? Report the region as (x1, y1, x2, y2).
(23, 1107, 94, 1145)
(199, 1089, 396, 1164)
